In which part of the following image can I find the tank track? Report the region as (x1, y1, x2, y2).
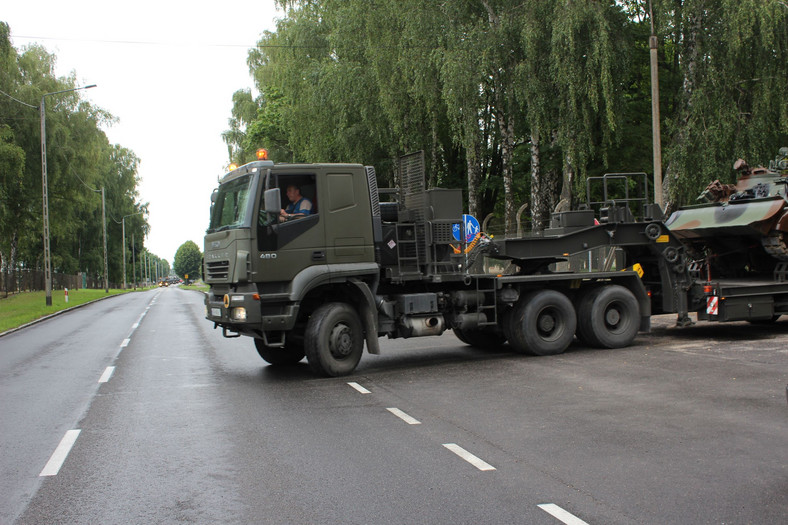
(761, 231, 788, 261)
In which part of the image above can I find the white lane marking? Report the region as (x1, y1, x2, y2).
(98, 366, 116, 383)
(120, 338, 130, 348)
(442, 443, 496, 471)
(40, 429, 81, 476)
(347, 382, 371, 394)
(131, 322, 139, 329)
(386, 407, 421, 425)
(537, 503, 590, 525)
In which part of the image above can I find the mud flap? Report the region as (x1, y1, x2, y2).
(349, 279, 381, 355)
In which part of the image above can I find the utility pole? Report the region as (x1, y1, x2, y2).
(40, 84, 96, 305)
(649, 0, 664, 209)
(101, 187, 108, 292)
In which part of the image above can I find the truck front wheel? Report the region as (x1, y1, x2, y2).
(507, 290, 576, 356)
(254, 338, 305, 365)
(305, 302, 364, 376)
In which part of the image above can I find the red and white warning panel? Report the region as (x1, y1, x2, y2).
(706, 295, 719, 316)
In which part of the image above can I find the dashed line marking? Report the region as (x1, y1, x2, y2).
(98, 366, 115, 383)
(442, 443, 496, 471)
(40, 429, 81, 476)
(386, 407, 421, 425)
(347, 382, 371, 394)
(537, 503, 590, 525)
(131, 322, 139, 329)
(120, 338, 130, 348)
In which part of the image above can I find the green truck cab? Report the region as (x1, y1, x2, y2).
(204, 161, 382, 375)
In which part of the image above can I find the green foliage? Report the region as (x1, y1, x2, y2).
(0, 24, 163, 287)
(659, 0, 788, 208)
(173, 241, 202, 281)
(224, 1, 788, 228)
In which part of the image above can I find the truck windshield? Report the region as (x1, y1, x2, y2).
(208, 174, 257, 232)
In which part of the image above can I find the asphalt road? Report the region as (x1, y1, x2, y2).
(1, 287, 786, 524)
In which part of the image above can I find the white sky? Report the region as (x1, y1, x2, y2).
(3, 1, 281, 264)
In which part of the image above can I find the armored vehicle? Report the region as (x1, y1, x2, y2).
(666, 148, 788, 277)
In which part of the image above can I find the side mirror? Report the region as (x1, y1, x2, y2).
(264, 188, 281, 213)
(210, 190, 218, 204)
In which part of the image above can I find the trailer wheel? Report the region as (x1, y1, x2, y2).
(508, 290, 576, 356)
(254, 338, 305, 365)
(577, 285, 639, 348)
(304, 302, 364, 377)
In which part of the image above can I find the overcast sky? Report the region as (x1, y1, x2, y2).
(3, 1, 281, 264)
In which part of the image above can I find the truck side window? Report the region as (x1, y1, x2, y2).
(258, 174, 319, 251)
(280, 178, 317, 220)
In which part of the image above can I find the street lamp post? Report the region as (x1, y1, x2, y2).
(41, 84, 96, 305)
(88, 186, 110, 292)
(121, 211, 144, 290)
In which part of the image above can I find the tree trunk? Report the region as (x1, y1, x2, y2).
(557, 152, 574, 213)
(500, 114, 516, 236)
(466, 139, 480, 219)
(663, 4, 703, 212)
(529, 127, 549, 232)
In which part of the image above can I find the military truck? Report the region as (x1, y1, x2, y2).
(204, 152, 705, 376)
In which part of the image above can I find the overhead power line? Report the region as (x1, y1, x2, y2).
(0, 88, 37, 109)
(12, 34, 265, 49)
(11, 34, 338, 50)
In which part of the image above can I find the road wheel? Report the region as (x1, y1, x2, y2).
(254, 338, 305, 365)
(453, 327, 471, 345)
(508, 290, 576, 356)
(304, 302, 364, 377)
(453, 327, 507, 351)
(577, 285, 639, 348)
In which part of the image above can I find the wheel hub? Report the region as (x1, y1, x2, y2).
(605, 307, 621, 326)
(329, 323, 353, 358)
(538, 312, 556, 334)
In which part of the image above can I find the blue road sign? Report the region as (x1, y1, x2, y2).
(452, 214, 480, 242)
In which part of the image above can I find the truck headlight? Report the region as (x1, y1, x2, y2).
(231, 307, 247, 321)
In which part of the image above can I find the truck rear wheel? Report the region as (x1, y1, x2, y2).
(507, 290, 576, 356)
(576, 285, 639, 348)
(304, 302, 364, 377)
(254, 338, 305, 365)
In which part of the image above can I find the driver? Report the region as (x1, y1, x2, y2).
(280, 184, 313, 221)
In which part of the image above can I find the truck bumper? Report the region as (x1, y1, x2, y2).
(204, 292, 299, 333)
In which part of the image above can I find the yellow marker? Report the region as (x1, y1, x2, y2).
(656, 234, 670, 243)
(633, 263, 644, 278)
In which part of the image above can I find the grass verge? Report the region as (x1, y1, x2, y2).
(0, 289, 127, 333)
(180, 282, 208, 293)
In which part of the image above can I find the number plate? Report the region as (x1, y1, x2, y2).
(211, 307, 222, 317)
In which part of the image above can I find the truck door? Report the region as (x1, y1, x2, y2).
(255, 172, 325, 282)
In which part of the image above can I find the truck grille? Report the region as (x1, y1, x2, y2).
(206, 260, 230, 280)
